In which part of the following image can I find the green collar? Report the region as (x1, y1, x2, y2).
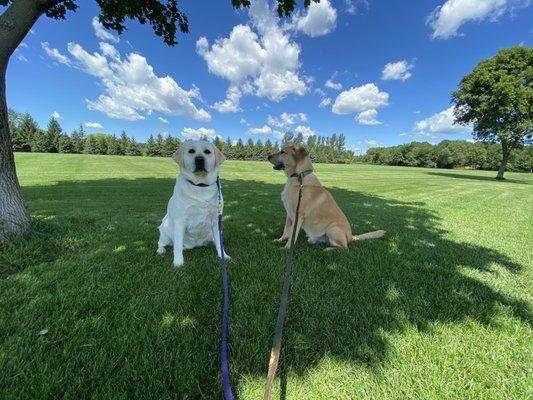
(290, 169, 313, 183)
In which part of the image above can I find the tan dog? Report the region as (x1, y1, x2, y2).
(268, 145, 385, 249)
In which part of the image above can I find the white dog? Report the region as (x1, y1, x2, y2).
(157, 140, 230, 267)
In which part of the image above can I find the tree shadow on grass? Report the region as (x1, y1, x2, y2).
(0, 177, 531, 399)
(427, 171, 530, 184)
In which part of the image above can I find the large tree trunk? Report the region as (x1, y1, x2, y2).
(496, 140, 511, 180)
(0, 0, 43, 244)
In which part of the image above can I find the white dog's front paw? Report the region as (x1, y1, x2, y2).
(224, 253, 231, 261)
(157, 246, 166, 255)
(173, 258, 184, 268)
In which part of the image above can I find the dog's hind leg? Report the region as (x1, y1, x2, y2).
(325, 226, 349, 250)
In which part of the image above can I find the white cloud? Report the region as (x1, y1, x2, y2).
(41, 42, 71, 65)
(84, 122, 103, 129)
(17, 55, 28, 62)
(356, 109, 381, 125)
(427, 0, 513, 39)
(99, 42, 120, 60)
(51, 111, 62, 119)
(67, 42, 113, 79)
(197, 0, 307, 104)
(344, 0, 369, 15)
(399, 132, 407, 136)
(158, 117, 169, 124)
(249, 125, 284, 139)
(181, 127, 219, 140)
(92, 17, 119, 43)
(332, 83, 389, 115)
(325, 79, 342, 90)
(213, 85, 242, 113)
(381, 60, 414, 81)
(294, 0, 337, 37)
(196, 27, 263, 83)
(19, 42, 28, 49)
(294, 125, 317, 138)
(319, 97, 332, 107)
(42, 35, 210, 122)
(357, 139, 381, 148)
(413, 106, 472, 135)
(239, 118, 250, 126)
(267, 112, 307, 128)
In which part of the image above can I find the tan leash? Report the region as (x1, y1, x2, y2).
(263, 173, 306, 400)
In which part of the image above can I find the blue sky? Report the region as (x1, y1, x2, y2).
(7, 0, 532, 153)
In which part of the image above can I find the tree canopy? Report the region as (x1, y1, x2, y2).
(452, 46, 533, 178)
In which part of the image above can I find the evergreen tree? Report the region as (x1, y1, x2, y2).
(245, 138, 255, 160)
(107, 134, 122, 155)
(125, 136, 142, 156)
(234, 138, 245, 160)
(44, 117, 62, 153)
(12, 112, 35, 152)
(119, 131, 129, 154)
(145, 134, 159, 157)
(70, 125, 86, 153)
(162, 135, 180, 157)
(155, 133, 165, 156)
(58, 134, 74, 153)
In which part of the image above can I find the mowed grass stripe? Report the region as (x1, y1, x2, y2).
(1, 152, 532, 400)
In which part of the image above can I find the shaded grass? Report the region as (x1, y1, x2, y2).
(1, 153, 532, 399)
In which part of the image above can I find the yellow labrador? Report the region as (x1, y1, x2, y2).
(158, 140, 229, 267)
(268, 145, 385, 249)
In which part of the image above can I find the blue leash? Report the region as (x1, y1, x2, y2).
(216, 177, 234, 400)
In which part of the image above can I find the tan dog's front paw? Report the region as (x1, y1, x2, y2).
(274, 236, 287, 243)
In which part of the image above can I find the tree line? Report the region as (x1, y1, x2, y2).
(359, 140, 532, 173)
(8, 109, 354, 163)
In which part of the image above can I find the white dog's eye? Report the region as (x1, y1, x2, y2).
(204, 149, 211, 155)
(188, 149, 195, 154)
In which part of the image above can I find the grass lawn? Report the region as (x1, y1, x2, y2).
(1, 153, 532, 399)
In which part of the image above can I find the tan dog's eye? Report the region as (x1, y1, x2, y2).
(188, 149, 195, 154)
(204, 149, 211, 155)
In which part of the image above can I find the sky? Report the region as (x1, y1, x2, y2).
(6, 0, 533, 153)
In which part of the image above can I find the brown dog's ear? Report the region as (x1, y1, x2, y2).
(215, 147, 226, 166)
(293, 145, 308, 161)
(172, 146, 184, 166)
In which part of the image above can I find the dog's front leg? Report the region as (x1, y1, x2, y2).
(284, 215, 304, 249)
(212, 222, 231, 261)
(274, 214, 293, 243)
(172, 222, 186, 267)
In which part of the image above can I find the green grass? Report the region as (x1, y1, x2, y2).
(1, 152, 532, 399)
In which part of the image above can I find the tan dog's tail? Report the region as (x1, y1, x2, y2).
(353, 230, 386, 241)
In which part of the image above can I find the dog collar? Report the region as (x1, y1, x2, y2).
(186, 179, 213, 187)
(290, 170, 313, 183)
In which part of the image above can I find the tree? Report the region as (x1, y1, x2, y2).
(0, 0, 316, 242)
(106, 134, 122, 155)
(144, 135, 158, 157)
(58, 133, 74, 153)
(452, 46, 533, 179)
(70, 125, 86, 153)
(12, 112, 35, 152)
(125, 136, 142, 156)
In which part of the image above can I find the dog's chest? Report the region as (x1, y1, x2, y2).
(183, 200, 217, 244)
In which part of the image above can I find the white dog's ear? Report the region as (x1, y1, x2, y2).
(172, 146, 185, 166)
(215, 147, 226, 166)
